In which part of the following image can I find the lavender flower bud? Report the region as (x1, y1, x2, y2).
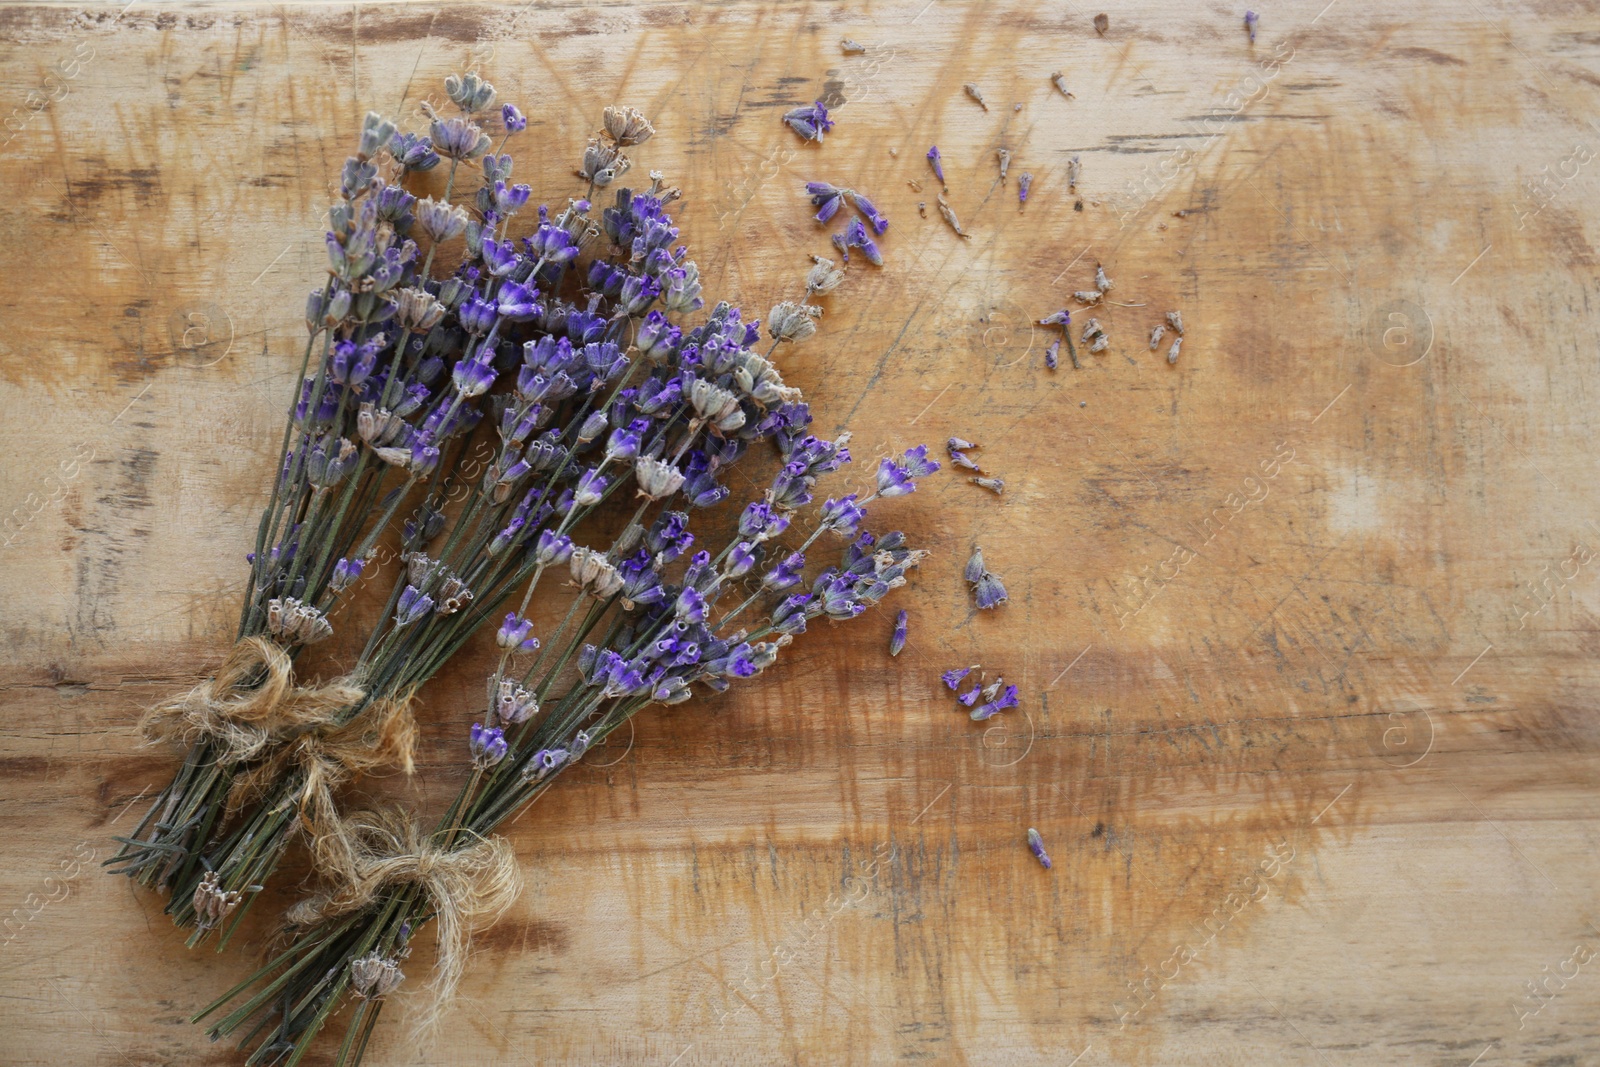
(602, 105, 655, 146)
(502, 103, 527, 132)
(820, 494, 866, 536)
(973, 684, 1020, 721)
(763, 551, 806, 591)
(349, 951, 406, 1000)
(844, 217, 883, 267)
(395, 585, 434, 626)
(926, 145, 945, 184)
(521, 747, 568, 782)
(973, 570, 1008, 610)
(329, 556, 365, 592)
(497, 679, 539, 724)
(445, 71, 496, 113)
(417, 197, 470, 243)
(781, 100, 833, 142)
(662, 262, 704, 313)
(469, 722, 508, 769)
(941, 666, 973, 690)
(726, 541, 760, 579)
(496, 612, 539, 650)
(605, 421, 645, 462)
(964, 547, 986, 584)
(889, 609, 908, 656)
(458, 297, 496, 335)
(358, 111, 398, 160)
(452, 355, 496, 398)
(847, 189, 889, 235)
(535, 530, 573, 565)
(573, 467, 609, 507)
(390, 131, 440, 171)
(805, 256, 845, 296)
(1018, 172, 1033, 204)
(430, 114, 491, 161)
(1026, 828, 1052, 869)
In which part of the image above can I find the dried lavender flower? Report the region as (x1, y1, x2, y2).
(963, 83, 989, 110)
(445, 71, 496, 112)
(1018, 172, 1033, 204)
(783, 100, 835, 142)
(1027, 827, 1052, 869)
(602, 104, 655, 146)
(1074, 290, 1103, 305)
(349, 952, 406, 1000)
(1067, 155, 1082, 192)
(1149, 323, 1166, 349)
(1166, 309, 1185, 334)
(996, 148, 1011, 182)
(844, 217, 883, 266)
(964, 547, 986, 583)
(1045, 338, 1060, 370)
(1051, 72, 1075, 99)
(1080, 318, 1104, 342)
(1089, 335, 1109, 354)
(469, 722, 508, 769)
(972, 476, 1004, 495)
(972, 683, 1019, 720)
(942, 666, 975, 689)
(948, 436, 978, 452)
(936, 195, 971, 239)
(1168, 335, 1182, 365)
(806, 255, 846, 295)
(890, 609, 908, 656)
(950, 450, 982, 472)
(841, 38, 867, 54)
(926, 145, 945, 185)
(1093, 12, 1109, 34)
(768, 301, 822, 343)
(973, 569, 1008, 610)
(846, 188, 890, 234)
(1095, 263, 1114, 292)
(1244, 10, 1259, 43)
(192, 870, 245, 931)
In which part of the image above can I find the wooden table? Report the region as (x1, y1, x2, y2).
(3, 1, 1599, 1063)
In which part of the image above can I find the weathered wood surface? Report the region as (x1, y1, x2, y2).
(3, 1, 1600, 1063)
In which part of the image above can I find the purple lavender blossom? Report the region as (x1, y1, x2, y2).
(496, 612, 540, 651)
(927, 145, 945, 184)
(502, 103, 527, 132)
(875, 445, 939, 498)
(782, 100, 835, 142)
(390, 131, 440, 171)
(763, 551, 806, 591)
(807, 181, 846, 224)
(848, 190, 889, 235)
(971, 683, 1019, 721)
(889, 609, 908, 656)
(821, 494, 866, 535)
(831, 231, 850, 262)
(844, 217, 882, 267)
(496, 280, 540, 320)
(1244, 10, 1258, 42)
(1045, 338, 1060, 370)
(452, 354, 496, 398)
(395, 584, 434, 626)
(1019, 172, 1033, 204)
(941, 666, 972, 690)
(469, 722, 508, 769)
(958, 682, 982, 707)
(973, 570, 1008, 610)
(1026, 828, 1052, 869)
(480, 236, 519, 277)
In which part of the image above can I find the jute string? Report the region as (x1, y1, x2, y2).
(140, 636, 417, 826)
(291, 808, 523, 1034)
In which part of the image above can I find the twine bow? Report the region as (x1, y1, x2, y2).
(141, 636, 417, 824)
(291, 809, 523, 1033)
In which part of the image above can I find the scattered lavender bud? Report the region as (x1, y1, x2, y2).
(948, 436, 979, 452)
(1012, 102, 1022, 112)
(1080, 318, 1104, 342)
(972, 683, 1019, 720)
(1149, 323, 1166, 350)
(832, 231, 850, 261)
(1168, 335, 1183, 365)
(958, 682, 982, 707)
(1244, 10, 1259, 43)
(806, 255, 846, 296)
(1073, 290, 1104, 305)
(1027, 828, 1052, 869)
(501, 103, 527, 133)
(963, 83, 989, 110)
(841, 38, 867, 53)
(941, 666, 974, 690)
(844, 217, 884, 266)
(1018, 172, 1033, 204)
(996, 148, 1011, 182)
(973, 570, 1008, 610)
(1095, 263, 1113, 292)
(782, 100, 835, 143)
(469, 722, 508, 769)
(980, 677, 1005, 703)
(1089, 334, 1109, 354)
(1051, 72, 1075, 98)
(964, 546, 986, 584)
(950, 450, 982, 472)
(769, 301, 822, 343)
(1045, 338, 1060, 370)
(972, 476, 1005, 495)
(917, 201, 928, 217)
(807, 180, 846, 224)
(926, 145, 945, 185)
(1093, 12, 1109, 34)
(1067, 155, 1082, 192)
(936, 195, 972, 239)
(846, 188, 890, 234)
(890, 609, 908, 656)
(1166, 309, 1185, 334)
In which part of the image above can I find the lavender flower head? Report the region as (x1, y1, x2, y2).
(1027, 828, 1052, 869)
(971, 683, 1019, 721)
(972, 570, 1008, 610)
(941, 666, 973, 690)
(783, 100, 835, 142)
(927, 145, 945, 184)
(844, 217, 883, 267)
(1019, 172, 1033, 204)
(889, 609, 908, 656)
(502, 103, 527, 133)
(469, 723, 508, 769)
(875, 445, 940, 497)
(847, 189, 889, 235)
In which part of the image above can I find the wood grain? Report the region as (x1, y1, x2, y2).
(3, 1, 1600, 1064)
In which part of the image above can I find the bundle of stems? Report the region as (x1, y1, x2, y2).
(182, 72, 937, 1067)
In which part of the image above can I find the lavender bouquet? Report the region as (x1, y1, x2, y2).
(187, 81, 936, 1067)
(109, 78, 719, 949)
